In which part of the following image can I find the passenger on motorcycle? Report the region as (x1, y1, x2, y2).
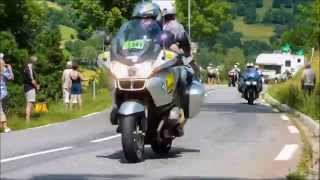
(162, 5, 199, 80)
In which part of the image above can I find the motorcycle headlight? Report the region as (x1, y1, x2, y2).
(245, 81, 251, 85)
(110, 61, 153, 79)
(252, 81, 257, 85)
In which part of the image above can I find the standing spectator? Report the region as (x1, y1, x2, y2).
(24, 56, 40, 122)
(61, 61, 72, 108)
(301, 63, 316, 94)
(0, 54, 14, 132)
(70, 63, 85, 109)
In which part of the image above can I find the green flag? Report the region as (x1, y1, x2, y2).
(296, 49, 304, 55)
(281, 43, 291, 53)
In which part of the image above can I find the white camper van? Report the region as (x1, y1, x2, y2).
(256, 53, 305, 83)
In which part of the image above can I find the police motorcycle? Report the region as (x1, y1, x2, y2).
(239, 64, 262, 105)
(103, 17, 204, 163)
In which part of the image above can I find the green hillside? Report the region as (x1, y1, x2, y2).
(46, 1, 63, 11)
(233, 17, 274, 43)
(59, 25, 78, 47)
(232, 0, 274, 43)
(256, 0, 273, 21)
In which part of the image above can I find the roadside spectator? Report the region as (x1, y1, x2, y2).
(24, 56, 40, 122)
(0, 54, 14, 132)
(301, 63, 316, 95)
(61, 61, 72, 108)
(70, 63, 85, 109)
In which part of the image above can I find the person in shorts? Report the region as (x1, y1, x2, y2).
(70, 63, 85, 108)
(24, 56, 40, 121)
(0, 54, 14, 132)
(61, 61, 72, 108)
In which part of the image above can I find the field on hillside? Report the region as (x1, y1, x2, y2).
(233, 17, 274, 43)
(46, 1, 63, 11)
(256, 0, 273, 21)
(59, 25, 78, 47)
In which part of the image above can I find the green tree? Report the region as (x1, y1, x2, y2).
(0, 0, 47, 49)
(176, 0, 231, 43)
(34, 27, 66, 100)
(280, 0, 320, 49)
(222, 47, 246, 78)
(81, 45, 97, 65)
(243, 40, 272, 62)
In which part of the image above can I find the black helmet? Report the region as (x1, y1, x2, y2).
(132, 2, 161, 20)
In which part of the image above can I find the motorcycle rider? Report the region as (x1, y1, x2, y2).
(207, 63, 216, 85)
(109, 2, 162, 126)
(239, 63, 262, 93)
(228, 67, 237, 87)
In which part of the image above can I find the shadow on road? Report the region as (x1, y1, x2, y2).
(201, 103, 276, 114)
(161, 177, 285, 180)
(1, 175, 285, 180)
(97, 147, 200, 163)
(4, 174, 143, 180)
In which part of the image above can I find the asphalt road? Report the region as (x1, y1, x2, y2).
(0, 85, 302, 180)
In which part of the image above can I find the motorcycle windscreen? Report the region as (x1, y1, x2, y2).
(111, 19, 162, 65)
(244, 68, 260, 81)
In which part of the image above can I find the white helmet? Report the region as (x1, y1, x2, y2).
(0, 53, 4, 59)
(163, 5, 176, 16)
(246, 63, 254, 68)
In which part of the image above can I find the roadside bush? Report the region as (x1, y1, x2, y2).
(269, 51, 320, 121)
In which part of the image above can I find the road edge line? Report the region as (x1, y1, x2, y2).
(0, 146, 73, 163)
(90, 134, 121, 143)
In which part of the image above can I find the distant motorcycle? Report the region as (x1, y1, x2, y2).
(228, 71, 237, 87)
(241, 71, 262, 105)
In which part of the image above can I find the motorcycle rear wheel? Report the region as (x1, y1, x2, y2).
(120, 116, 145, 163)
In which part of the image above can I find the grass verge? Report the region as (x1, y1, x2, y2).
(3, 88, 111, 131)
(268, 51, 320, 122)
(286, 115, 313, 180)
(59, 25, 78, 47)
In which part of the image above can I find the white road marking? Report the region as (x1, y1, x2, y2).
(30, 124, 53, 130)
(90, 134, 121, 143)
(83, 112, 99, 118)
(288, 126, 300, 134)
(281, 114, 289, 121)
(205, 90, 215, 96)
(0, 146, 73, 163)
(274, 144, 299, 161)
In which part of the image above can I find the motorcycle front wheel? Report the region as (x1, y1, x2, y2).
(120, 116, 145, 163)
(247, 89, 255, 105)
